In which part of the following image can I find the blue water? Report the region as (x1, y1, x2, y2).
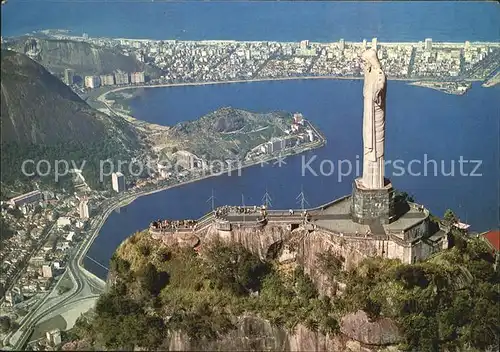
(83, 80, 500, 279)
(2, 1, 498, 278)
(2, 1, 500, 42)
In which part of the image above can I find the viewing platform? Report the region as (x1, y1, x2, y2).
(308, 196, 430, 241)
(147, 193, 447, 265)
(148, 195, 434, 240)
(149, 219, 198, 234)
(148, 204, 310, 236)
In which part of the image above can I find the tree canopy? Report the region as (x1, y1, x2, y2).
(71, 231, 499, 351)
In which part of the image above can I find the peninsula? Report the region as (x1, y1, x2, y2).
(408, 81, 472, 95)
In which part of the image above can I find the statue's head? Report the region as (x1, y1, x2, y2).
(362, 49, 381, 69)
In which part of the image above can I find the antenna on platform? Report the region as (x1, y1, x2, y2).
(262, 188, 272, 209)
(206, 188, 216, 211)
(296, 185, 309, 211)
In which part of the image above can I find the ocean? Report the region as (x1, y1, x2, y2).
(2, 1, 500, 42)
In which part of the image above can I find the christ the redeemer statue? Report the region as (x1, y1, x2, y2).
(360, 48, 386, 189)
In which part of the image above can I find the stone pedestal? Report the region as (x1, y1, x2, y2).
(351, 178, 395, 224)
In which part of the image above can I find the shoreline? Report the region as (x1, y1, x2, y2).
(408, 81, 472, 96)
(482, 70, 500, 87)
(97, 76, 369, 102)
(22, 30, 500, 47)
(96, 75, 487, 102)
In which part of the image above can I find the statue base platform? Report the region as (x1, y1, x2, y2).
(350, 178, 395, 225)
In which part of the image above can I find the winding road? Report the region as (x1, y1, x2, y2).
(4, 196, 137, 350)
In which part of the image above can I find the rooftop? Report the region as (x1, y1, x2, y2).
(10, 190, 42, 201)
(309, 197, 428, 237)
(482, 230, 500, 252)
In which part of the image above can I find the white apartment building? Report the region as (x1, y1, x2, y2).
(84, 75, 100, 89)
(112, 172, 126, 192)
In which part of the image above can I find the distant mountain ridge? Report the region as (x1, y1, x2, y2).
(3, 36, 161, 78)
(0, 49, 142, 145)
(1, 49, 108, 144)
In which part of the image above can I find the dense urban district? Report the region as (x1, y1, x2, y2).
(0, 30, 499, 350)
(2, 30, 500, 96)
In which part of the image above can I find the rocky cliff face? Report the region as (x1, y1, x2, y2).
(104, 222, 425, 352)
(184, 223, 402, 351)
(6, 36, 160, 77)
(65, 316, 400, 352)
(202, 223, 371, 296)
(166, 315, 400, 352)
(106, 226, 404, 352)
(204, 222, 296, 260)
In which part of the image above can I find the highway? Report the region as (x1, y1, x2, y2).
(2, 128, 327, 349)
(4, 195, 136, 350)
(1, 222, 57, 306)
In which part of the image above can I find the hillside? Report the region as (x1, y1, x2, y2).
(3, 36, 161, 78)
(66, 232, 500, 351)
(0, 50, 143, 195)
(2, 49, 107, 144)
(168, 107, 292, 160)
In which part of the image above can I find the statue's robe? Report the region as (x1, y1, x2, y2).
(362, 65, 386, 189)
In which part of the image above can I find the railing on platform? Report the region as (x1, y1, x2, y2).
(195, 217, 216, 231)
(308, 195, 351, 212)
(149, 196, 355, 236)
(313, 223, 389, 241)
(197, 212, 214, 223)
(267, 215, 304, 223)
(231, 218, 268, 228)
(150, 226, 196, 235)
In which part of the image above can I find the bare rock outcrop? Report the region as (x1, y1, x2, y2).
(166, 315, 401, 351)
(340, 310, 402, 346)
(204, 222, 297, 260)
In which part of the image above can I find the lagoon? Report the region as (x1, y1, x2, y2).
(85, 79, 499, 279)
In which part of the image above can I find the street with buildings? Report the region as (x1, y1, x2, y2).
(0, 107, 325, 350)
(4, 31, 497, 95)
